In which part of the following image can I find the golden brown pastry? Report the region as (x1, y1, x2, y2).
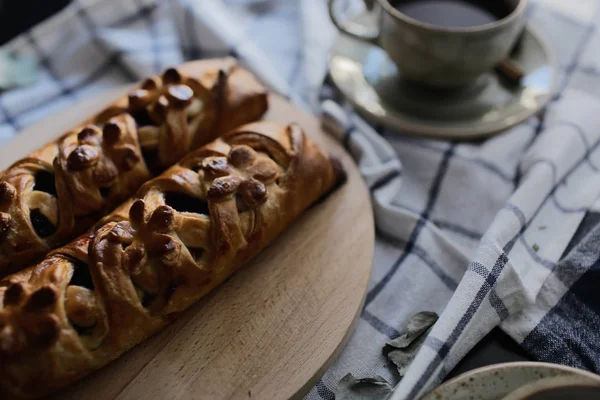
(0, 121, 345, 399)
(0, 58, 267, 276)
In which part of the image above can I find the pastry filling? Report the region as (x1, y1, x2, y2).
(131, 108, 154, 128)
(66, 285, 98, 334)
(136, 287, 155, 308)
(141, 148, 162, 176)
(99, 186, 111, 199)
(30, 209, 56, 238)
(33, 170, 58, 197)
(188, 247, 205, 262)
(66, 260, 96, 332)
(69, 258, 95, 290)
(64, 259, 108, 348)
(164, 191, 209, 215)
(29, 170, 59, 238)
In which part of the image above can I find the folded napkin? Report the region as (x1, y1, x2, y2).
(2, 1, 600, 399)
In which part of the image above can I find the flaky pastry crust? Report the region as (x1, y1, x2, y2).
(0, 121, 345, 398)
(0, 58, 267, 275)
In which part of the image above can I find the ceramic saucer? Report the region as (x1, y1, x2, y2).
(328, 14, 557, 139)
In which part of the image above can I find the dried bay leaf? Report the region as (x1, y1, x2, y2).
(383, 311, 438, 377)
(387, 311, 438, 348)
(335, 311, 439, 399)
(335, 374, 393, 400)
(385, 332, 429, 377)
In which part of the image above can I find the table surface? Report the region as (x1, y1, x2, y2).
(0, 0, 535, 384)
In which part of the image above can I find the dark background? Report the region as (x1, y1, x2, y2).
(0, 0, 71, 45)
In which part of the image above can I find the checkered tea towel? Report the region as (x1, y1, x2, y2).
(2, 1, 600, 399)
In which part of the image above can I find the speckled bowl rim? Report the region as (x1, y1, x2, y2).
(422, 362, 600, 399)
(502, 375, 600, 400)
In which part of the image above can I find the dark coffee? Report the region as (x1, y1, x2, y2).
(392, 0, 513, 28)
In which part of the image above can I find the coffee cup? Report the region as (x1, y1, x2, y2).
(328, 0, 527, 88)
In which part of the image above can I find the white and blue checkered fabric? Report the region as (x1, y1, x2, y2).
(2, 1, 600, 399)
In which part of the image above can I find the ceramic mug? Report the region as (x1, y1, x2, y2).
(328, 0, 528, 88)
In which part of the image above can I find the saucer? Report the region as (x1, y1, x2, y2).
(328, 15, 557, 139)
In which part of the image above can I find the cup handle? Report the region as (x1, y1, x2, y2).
(327, 0, 381, 45)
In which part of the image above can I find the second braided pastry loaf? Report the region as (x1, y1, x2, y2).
(0, 58, 267, 275)
(0, 121, 345, 398)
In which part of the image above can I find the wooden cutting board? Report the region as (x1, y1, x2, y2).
(0, 89, 374, 400)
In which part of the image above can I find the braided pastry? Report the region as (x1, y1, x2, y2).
(0, 58, 267, 276)
(0, 121, 345, 398)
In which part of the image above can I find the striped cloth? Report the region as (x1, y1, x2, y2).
(1, 1, 600, 399)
